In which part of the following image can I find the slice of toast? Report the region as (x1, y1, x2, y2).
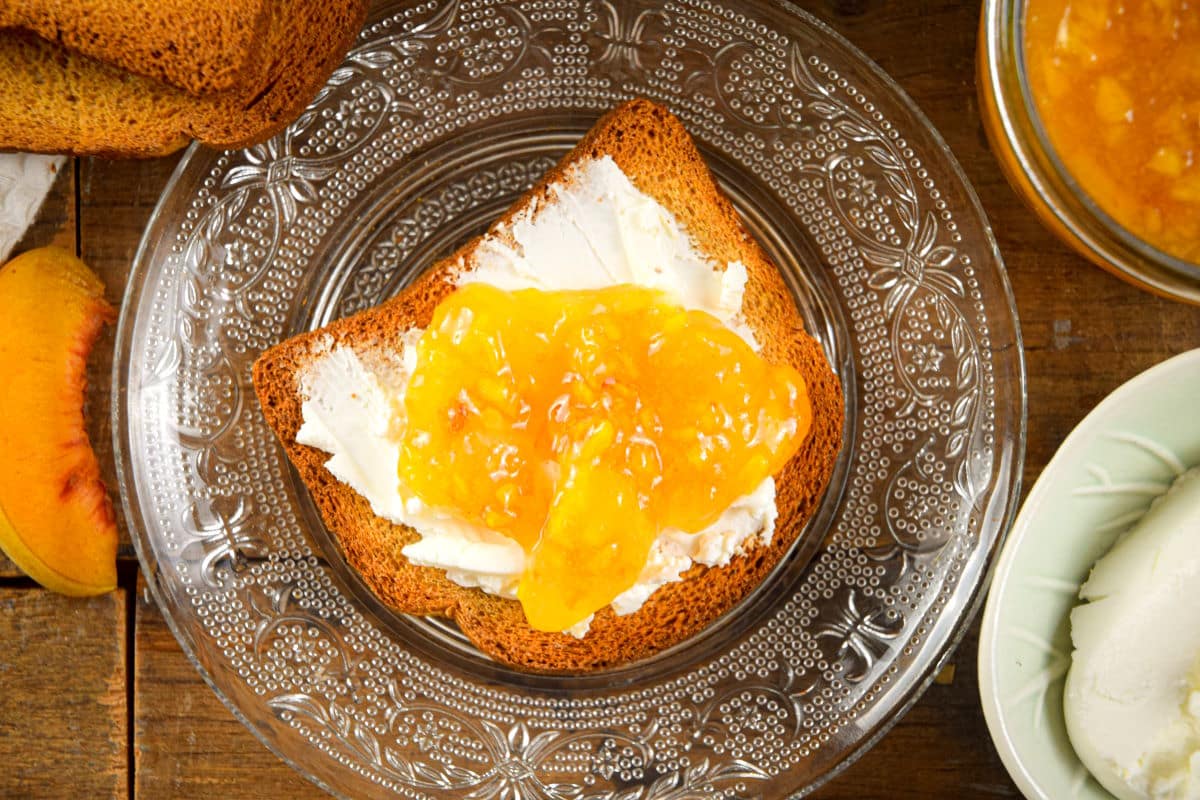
(0, 0, 272, 96)
(0, 0, 367, 157)
(253, 99, 844, 672)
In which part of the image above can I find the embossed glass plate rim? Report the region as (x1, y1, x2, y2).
(760, 2, 1027, 791)
(109, 145, 341, 799)
(111, 0, 1029, 796)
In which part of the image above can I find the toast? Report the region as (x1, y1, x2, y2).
(0, 0, 272, 96)
(0, 0, 368, 157)
(253, 99, 844, 672)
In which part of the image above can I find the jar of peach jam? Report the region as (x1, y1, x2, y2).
(979, 0, 1200, 302)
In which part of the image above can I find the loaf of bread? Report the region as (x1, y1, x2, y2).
(0, 0, 367, 157)
(0, 0, 271, 96)
(253, 99, 845, 672)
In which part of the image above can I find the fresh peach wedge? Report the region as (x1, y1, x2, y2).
(0, 247, 117, 595)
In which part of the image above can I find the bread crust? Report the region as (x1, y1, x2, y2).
(0, 0, 272, 96)
(0, 0, 368, 157)
(253, 99, 844, 672)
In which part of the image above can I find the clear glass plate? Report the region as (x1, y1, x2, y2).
(115, 1, 1025, 796)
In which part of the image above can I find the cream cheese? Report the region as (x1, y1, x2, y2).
(1065, 467, 1200, 800)
(296, 155, 778, 636)
(458, 154, 757, 348)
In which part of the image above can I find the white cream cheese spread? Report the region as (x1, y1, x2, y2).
(460, 154, 757, 348)
(1065, 466, 1200, 800)
(295, 154, 777, 636)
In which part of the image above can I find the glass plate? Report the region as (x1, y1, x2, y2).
(115, 1, 1025, 796)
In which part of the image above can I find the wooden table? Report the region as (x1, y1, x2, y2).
(2, 1, 1198, 797)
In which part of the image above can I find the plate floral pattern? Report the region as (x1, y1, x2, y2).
(116, 1, 1024, 796)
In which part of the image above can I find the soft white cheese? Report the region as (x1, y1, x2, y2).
(459, 154, 757, 348)
(1065, 467, 1200, 800)
(296, 155, 779, 636)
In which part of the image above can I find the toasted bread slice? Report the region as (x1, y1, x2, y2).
(0, 0, 272, 96)
(0, 0, 367, 157)
(253, 99, 844, 672)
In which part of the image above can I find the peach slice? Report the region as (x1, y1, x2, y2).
(0, 247, 117, 595)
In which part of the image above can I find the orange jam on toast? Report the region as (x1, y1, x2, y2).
(395, 283, 811, 631)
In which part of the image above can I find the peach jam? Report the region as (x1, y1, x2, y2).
(394, 283, 811, 631)
(1025, 0, 1200, 262)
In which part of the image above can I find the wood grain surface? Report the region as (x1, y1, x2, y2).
(0, 588, 127, 799)
(1, 0, 1197, 797)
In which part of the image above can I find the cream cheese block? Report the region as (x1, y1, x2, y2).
(1065, 466, 1200, 800)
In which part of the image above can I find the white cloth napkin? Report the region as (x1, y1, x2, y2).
(0, 154, 67, 263)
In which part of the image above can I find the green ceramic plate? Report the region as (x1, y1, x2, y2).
(979, 348, 1200, 800)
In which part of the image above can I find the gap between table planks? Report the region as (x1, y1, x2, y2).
(3, 0, 1200, 796)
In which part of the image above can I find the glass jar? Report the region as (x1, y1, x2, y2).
(978, 0, 1200, 304)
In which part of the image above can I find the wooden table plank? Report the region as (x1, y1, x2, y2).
(0, 587, 127, 799)
(0, 548, 23, 577)
(812, 2, 1199, 796)
(79, 155, 184, 562)
(133, 576, 329, 799)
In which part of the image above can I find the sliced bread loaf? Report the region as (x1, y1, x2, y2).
(0, 0, 272, 96)
(0, 0, 367, 157)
